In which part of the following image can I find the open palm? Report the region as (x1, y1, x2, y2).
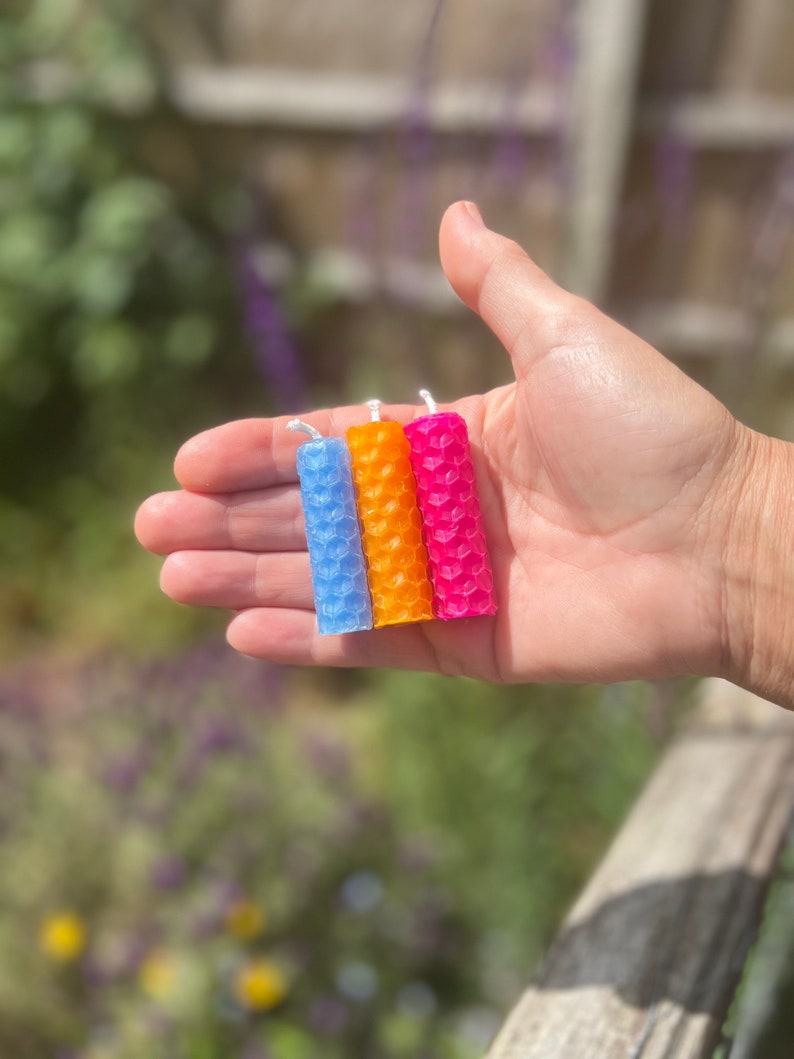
(136, 202, 748, 684)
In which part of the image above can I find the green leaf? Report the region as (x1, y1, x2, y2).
(0, 211, 59, 282)
(70, 253, 133, 316)
(73, 319, 140, 388)
(164, 314, 216, 367)
(39, 107, 92, 167)
(80, 178, 170, 253)
(0, 358, 51, 406)
(20, 0, 82, 52)
(0, 114, 33, 168)
(268, 1023, 316, 1059)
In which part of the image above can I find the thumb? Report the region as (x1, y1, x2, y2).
(439, 201, 590, 379)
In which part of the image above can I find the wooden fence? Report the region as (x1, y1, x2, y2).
(133, 5, 794, 1050)
(135, 0, 794, 434)
(29, 2, 794, 1051)
(27, 0, 794, 424)
(485, 680, 794, 1058)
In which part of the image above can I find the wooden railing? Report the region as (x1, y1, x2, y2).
(485, 679, 794, 1058)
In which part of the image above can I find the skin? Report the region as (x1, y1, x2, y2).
(135, 202, 794, 706)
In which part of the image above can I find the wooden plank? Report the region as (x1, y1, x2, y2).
(563, 0, 652, 302)
(728, 831, 794, 1057)
(243, 245, 794, 365)
(715, 0, 792, 95)
(17, 61, 558, 135)
(639, 94, 794, 148)
(629, 301, 794, 363)
(485, 680, 794, 1059)
(20, 61, 794, 147)
(145, 0, 559, 81)
(168, 68, 560, 133)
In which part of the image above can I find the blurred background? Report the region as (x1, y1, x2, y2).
(1, 1, 794, 1057)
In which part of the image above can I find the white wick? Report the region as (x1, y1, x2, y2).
(287, 418, 323, 440)
(367, 399, 382, 422)
(419, 389, 438, 414)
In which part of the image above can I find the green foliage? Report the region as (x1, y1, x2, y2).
(0, 90, 228, 435)
(0, 654, 663, 1059)
(357, 674, 660, 980)
(0, 12, 676, 1055)
(2, 4, 211, 414)
(0, 1, 265, 653)
(714, 837, 794, 1058)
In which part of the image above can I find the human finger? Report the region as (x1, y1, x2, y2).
(438, 201, 594, 380)
(134, 486, 305, 555)
(173, 403, 423, 494)
(160, 550, 313, 610)
(226, 606, 443, 671)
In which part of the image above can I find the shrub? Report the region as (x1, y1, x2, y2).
(0, 649, 663, 1058)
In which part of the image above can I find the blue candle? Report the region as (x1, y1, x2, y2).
(288, 420, 373, 635)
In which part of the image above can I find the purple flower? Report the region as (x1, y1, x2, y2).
(230, 655, 285, 711)
(194, 716, 248, 757)
(301, 730, 350, 782)
(242, 1045, 273, 1059)
(346, 133, 381, 258)
(190, 906, 224, 941)
(151, 854, 188, 890)
(339, 871, 384, 914)
(543, 0, 578, 195)
(310, 995, 350, 1035)
(283, 841, 321, 885)
(235, 238, 307, 413)
(82, 932, 151, 987)
(389, 0, 444, 265)
(101, 748, 150, 794)
(398, 836, 437, 874)
(654, 132, 694, 234)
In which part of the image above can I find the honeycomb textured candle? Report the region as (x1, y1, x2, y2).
(404, 411, 497, 619)
(294, 436, 373, 635)
(346, 421, 433, 628)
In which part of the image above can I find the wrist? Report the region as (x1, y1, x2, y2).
(721, 426, 794, 707)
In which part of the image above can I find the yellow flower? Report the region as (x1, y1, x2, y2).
(138, 949, 177, 1000)
(233, 958, 288, 1011)
(38, 911, 86, 963)
(225, 899, 266, 941)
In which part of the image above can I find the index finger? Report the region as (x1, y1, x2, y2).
(174, 404, 421, 494)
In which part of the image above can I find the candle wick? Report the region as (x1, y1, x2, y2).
(419, 389, 438, 414)
(288, 419, 323, 440)
(367, 399, 382, 422)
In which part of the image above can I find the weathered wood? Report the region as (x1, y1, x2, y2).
(21, 61, 794, 146)
(145, 0, 561, 80)
(639, 95, 794, 148)
(563, 0, 652, 303)
(18, 61, 559, 135)
(716, 0, 794, 95)
(630, 302, 794, 363)
(485, 680, 794, 1059)
(169, 68, 560, 134)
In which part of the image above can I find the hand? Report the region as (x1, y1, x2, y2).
(135, 202, 780, 692)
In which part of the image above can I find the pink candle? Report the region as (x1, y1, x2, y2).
(404, 391, 497, 620)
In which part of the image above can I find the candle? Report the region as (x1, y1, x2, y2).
(404, 391, 497, 620)
(346, 401, 433, 629)
(288, 420, 373, 635)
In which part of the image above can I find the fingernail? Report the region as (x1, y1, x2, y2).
(462, 201, 484, 227)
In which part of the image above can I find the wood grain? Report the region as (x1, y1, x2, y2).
(486, 680, 794, 1059)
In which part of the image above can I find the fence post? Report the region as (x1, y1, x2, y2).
(485, 680, 794, 1059)
(563, 0, 651, 304)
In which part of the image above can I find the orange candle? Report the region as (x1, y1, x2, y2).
(346, 402, 433, 629)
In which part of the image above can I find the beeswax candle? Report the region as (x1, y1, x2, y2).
(288, 420, 373, 635)
(404, 392, 497, 620)
(346, 401, 433, 629)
